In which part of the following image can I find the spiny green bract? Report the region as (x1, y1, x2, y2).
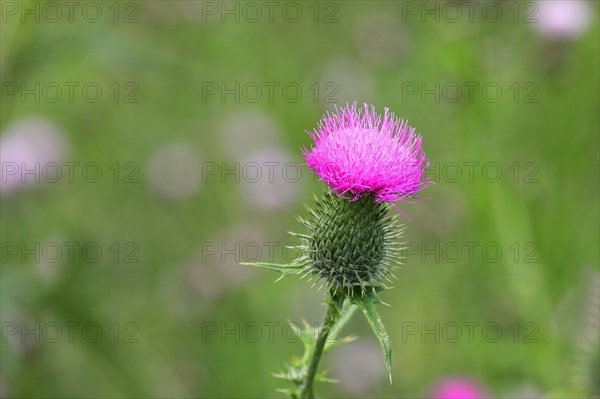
(292, 193, 404, 295)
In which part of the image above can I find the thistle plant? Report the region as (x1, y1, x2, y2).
(243, 102, 429, 398)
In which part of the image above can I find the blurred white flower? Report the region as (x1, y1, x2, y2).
(0, 117, 68, 196)
(573, 267, 600, 393)
(534, 1, 591, 39)
(185, 224, 264, 301)
(504, 384, 543, 399)
(1, 307, 38, 356)
(147, 141, 202, 200)
(218, 109, 283, 160)
(332, 341, 386, 396)
(0, 376, 6, 399)
(33, 236, 67, 285)
(217, 110, 298, 210)
(239, 147, 299, 210)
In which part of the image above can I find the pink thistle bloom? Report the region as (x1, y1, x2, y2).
(431, 378, 487, 399)
(302, 102, 429, 203)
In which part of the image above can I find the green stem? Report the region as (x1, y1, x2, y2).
(327, 301, 357, 344)
(300, 292, 340, 399)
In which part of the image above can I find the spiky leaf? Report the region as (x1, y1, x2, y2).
(352, 293, 393, 383)
(240, 262, 303, 279)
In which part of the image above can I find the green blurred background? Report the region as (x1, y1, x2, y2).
(1, 1, 599, 398)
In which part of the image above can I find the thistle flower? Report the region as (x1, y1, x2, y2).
(243, 102, 430, 398)
(302, 102, 429, 203)
(431, 378, 487, 399)
(293, 103, 428, 294)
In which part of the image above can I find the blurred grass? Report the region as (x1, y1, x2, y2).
(1, 1, 599, 398)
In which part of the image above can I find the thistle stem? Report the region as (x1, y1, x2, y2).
(300, 292, 340, 399)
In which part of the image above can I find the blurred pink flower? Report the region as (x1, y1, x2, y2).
(240, 147, 299, 210)
(0, 118, 68, 196)
(535, 1, 591, 39)
(303, 102, 429, 203)
(219, 110, 283, 160)
(431, 378, 486, 399)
